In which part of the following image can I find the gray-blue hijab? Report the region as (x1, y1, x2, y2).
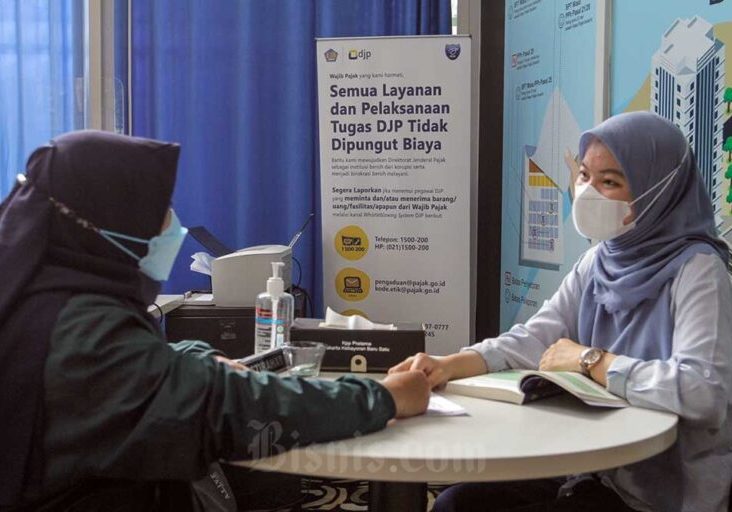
(577, 112, 728, 360)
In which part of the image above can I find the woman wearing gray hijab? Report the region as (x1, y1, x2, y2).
(391, 112, 732, 511)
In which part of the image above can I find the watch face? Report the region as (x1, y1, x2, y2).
(583, 348, 603, 365)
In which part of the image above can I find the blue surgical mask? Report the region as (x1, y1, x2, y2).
(99, 209, 188, 281)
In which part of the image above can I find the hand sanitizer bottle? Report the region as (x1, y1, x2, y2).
(254, 262, 294, 354)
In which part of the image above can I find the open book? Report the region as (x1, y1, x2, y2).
(445, 370, 628, 408)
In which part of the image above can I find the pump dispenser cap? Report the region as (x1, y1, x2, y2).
(267, 262, 285, 297)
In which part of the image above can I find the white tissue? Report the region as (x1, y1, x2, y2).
(190, 252, 214, 276)
(318, 307, 395, 330)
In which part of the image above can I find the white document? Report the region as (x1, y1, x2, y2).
(425, 393, 468, 417)
(190, 252, 214, 276)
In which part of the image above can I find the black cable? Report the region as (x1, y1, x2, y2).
(301, 287, 313, 318)
(292, 285, 305, 317)
(292, 256, 303, 287)
(150, 303, 165, 324)
(292, 285, 313, 318)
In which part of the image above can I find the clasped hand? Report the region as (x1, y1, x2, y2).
(538, 338, 584, 372)
(387, 339, 586, 393)
(388, 352, 452, 389)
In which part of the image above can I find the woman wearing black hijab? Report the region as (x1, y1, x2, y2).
(0, 131, 429, 510)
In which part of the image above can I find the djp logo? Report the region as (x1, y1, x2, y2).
(445, 44, 461, 60)
(348, 49, 372, 60)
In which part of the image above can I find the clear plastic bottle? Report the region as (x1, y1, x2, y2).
(254, 262, 294, 354)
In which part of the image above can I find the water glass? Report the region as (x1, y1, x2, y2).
(283, 341, 326, 377)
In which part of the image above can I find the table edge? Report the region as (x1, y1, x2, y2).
(229, 413, 678, 482)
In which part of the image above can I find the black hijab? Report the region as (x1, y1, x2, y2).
(0, 130, 179, 505)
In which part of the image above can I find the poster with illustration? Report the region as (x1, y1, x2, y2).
(501, 0, 609, 330)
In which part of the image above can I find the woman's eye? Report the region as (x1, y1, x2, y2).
(603, 180, 619, 188)
(578, 171, 589, 181)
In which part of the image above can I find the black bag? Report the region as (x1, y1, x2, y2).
(190, 462, 237, 512)
(7, 463, 237, 512)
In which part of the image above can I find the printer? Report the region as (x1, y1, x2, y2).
(211, 245, 292, 307)
(189, 214, 312, 307)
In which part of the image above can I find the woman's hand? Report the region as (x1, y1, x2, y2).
(388, 351, 488, 390)
(388, 352, 452, 389)
(539, 338, 584, 372)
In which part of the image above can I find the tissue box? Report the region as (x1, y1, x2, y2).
(290, 318, 425, 373)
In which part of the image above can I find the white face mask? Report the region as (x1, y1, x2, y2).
(572, 166, 680, 241)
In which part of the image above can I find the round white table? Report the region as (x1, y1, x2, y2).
(231, 375, 677, 510)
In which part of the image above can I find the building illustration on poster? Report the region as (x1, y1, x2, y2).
(518, 89, 582, 271)
(613, 1, 731, 242)
(651, 16, 726, 222)
(521, 155, 561, 269)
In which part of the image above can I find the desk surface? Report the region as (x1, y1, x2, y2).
(232, 375, 677, 483)
(148, 294, 184, 318)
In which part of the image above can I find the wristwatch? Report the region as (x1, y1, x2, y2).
(579, 347, 605, 377)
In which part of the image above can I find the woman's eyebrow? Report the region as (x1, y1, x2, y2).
(598, 169, 625, 179)
(579, 161, 625, 179)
